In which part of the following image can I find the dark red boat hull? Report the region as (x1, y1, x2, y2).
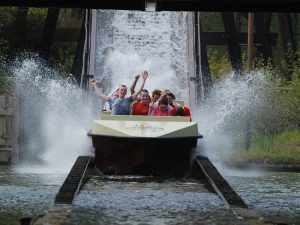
(90, 134, 200, 176)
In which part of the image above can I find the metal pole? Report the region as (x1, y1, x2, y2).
(245, 12, 254, 151)
(194, 11, 204, 104)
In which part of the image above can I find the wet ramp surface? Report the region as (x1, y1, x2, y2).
(60, 176, 248, 225)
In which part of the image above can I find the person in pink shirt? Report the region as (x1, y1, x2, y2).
(150, 96, 172, 116)
(148, 89, 162, 114)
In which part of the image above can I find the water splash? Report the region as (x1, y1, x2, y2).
(95, 10, 190, 102)
(194, 71, 281, 165)
(11, 56, 95, 173)
(93, 10, 284, 167)
(7, 11, 284, 175)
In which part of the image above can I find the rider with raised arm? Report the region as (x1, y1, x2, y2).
(91, 71, 149, 115)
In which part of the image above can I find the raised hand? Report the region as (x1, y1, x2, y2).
(142, 71, 148, 79)
(135, 74, 141, 80)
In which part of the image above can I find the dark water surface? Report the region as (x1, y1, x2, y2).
(0, 165, 65, 225)
(224, 170, 300, 225)
(0, 165, 299, 225)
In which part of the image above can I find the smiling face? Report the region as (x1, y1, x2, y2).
(152, 94, 160, 102)
(140, 91, 149, 104)
(166, 93, 175, 104)
(166, 95, 173, 103)
(118, 85, 127, 98)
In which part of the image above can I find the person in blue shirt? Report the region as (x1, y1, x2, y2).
(91, 71, 148, 115)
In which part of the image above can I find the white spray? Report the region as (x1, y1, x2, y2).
(12, 57, 95, 173)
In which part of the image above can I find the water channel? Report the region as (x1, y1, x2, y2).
(0, 165, 299, 225)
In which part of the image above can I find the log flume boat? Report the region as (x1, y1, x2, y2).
(88, 111, 202, 176)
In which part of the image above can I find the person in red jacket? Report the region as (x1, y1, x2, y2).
(171, 106, 192, 121)
(131, 90, 150, 115)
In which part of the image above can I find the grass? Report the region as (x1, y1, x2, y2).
(233, 130, 300, 164)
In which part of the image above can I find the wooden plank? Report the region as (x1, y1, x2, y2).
(2, 0, 300, 12)
(1, 0, 145, 10)
(0, 116, 13, 145)
(0, 94, 17, 164)
(156, 0, 300, 12)
(0, 95, 15, 115)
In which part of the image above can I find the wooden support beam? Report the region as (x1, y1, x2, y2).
(278, 13, 296, 81)
(278, 13, 297, 54)
(9, 7, 29, 53)
(199, 22, 212, 97)
(40, 8, 60, 60)
(0, 0, 145, 10)
(247, 12, 254, 71)
(222, 12, 242, 76)
(156, 0, 300, 12)
(254, 12, 273, 61)
(71, 12, 86, 85)
(2, 0, 300, 12)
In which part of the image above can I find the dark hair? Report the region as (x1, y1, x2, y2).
(175, 107, 185, 116)
(140, 90, 151, 101)
(152, 89, 162, 97)
(166, 92, 176, 100)
(159, 96, 168, 105)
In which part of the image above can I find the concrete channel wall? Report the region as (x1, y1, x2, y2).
(0, 93, 18, 164)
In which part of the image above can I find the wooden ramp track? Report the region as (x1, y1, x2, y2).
(55, 155, 93, 204)
(29, 156, 93, 225)
(195, 155, 248, 208)
(27, 155, 272, 225)
(194, 155, 272, 225)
